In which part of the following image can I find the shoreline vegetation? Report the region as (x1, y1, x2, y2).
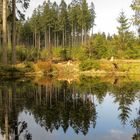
(0, 59, 140, 81)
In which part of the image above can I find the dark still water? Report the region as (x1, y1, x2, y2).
(0, 76, 139, 140)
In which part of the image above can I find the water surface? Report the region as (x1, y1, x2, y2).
(0, 76, 139, 140)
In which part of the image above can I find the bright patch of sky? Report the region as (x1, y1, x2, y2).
(25, 0, 135, 35)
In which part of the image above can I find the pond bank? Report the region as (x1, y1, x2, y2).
(0, 59, 140, 80)
(53, 59, 140, 77)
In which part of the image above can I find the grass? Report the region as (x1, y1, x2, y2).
(0, 58, 139, 81)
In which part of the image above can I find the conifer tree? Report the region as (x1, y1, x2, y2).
(131, 0, 140, 37)
(117, 11, 130, 50)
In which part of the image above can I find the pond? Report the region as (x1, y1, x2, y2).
(0, 76, 139, 140)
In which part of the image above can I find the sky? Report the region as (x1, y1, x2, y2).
(25, 0, 134, 35)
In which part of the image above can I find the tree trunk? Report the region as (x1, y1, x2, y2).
(32, 32, 34, 46)
(34, 27, 37, 48)
(7, 24, 11, 47)
(2, 0, 8, 64)
(62, 29, 64, 47)
(56, 32, 59, 47)
(84, 28, 87, 44)
(92, 26, 93, 36)
(82, 27, 84, 45)
(12, 0, 16, 64)
(45, 29, 47, 49)
(48, 26, 50, 47)
(48, 26, 52, 59)
(54, 32, 56, 48)
(73, 26, 75, 47)
(38, 32, 40, 50)
(72, 22, 74, 47)
(65, 27, 66, 46)
(0, 27, 1, 47)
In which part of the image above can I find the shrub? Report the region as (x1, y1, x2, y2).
(59, 48, 70, 61)
(125, 48, 140, 59)
(27, 47, 40, 61)
(86, 33, 108, 59)
(79, 59, 100, 71)
(0, 65, 24, 78)
(71, 46, 87, 61)
(37, 61, 58, 77)
(16, 46, 28, 61)
(40, 49, 48, 60)
(24, 62, 35, 72)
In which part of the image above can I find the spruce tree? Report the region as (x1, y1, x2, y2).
(117, 11, 130, 50)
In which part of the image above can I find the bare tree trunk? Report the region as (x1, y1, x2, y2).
(32, 32, 34, 46)
(0, 32, 1, 47)
(34, 27, 37, 48)
(73, 26, 76, 47)
(45, 29, 47, 49)
(49, 26, 51, 47)
(12, 0, 16, 64)
(92, 26, 93, 36)
(81, 27, 84, 45)
(65, 27, 66, 46)
(56, 32, 59, 47)
(7, 23, 11, 47)
(72, 23, 74, 47)
(2, 0, 8, 64)
(38, 32, 40, 50)
(48, 26, 52, 60)
(62, 29, 64, 47)
(84, 28, 87, 44)
(54, 32, 56, 48)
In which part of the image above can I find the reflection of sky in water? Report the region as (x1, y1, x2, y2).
(17, 94, 138, 140)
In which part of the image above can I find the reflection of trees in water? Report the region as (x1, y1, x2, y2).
(25, 82, 97, 135)
(0, 83, 32, 140)
(113, 82, 139, 126)
(131, 95, 140, 140)
(77, 76, 108, 104)
(0, 77, 139, 137)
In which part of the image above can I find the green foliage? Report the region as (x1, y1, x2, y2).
(40, 49, 48, 60)
(1, 0, 140, 66)
(24, 62, 35, 72)
(86, 33, 108, 59)
(59, 48, 70, 61)
(125, 48, 140, 59)
(79, 59, 100, 71)
(16, 46, 28, 61)
(27, 47, 40, 61)
(117, 11, 131, 50)
(19, 21, 33, 46)
(16, 46, 41, 62)
(70, 47, 87, 61)
(131, 0, 140, 36)
(0, 65, 24, 79)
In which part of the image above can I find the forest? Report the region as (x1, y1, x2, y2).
(0, 0, 140, 75)
(0, 1, 140, 139)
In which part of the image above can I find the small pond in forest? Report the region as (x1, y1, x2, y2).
(0, 76, 139, 140)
